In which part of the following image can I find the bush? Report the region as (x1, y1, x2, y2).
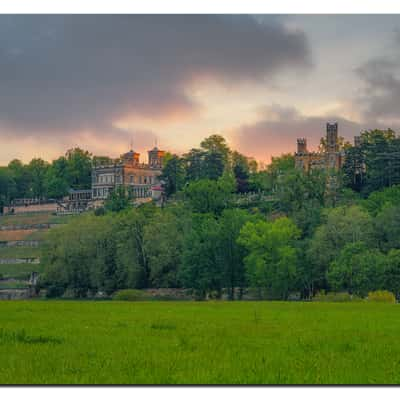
(313, 291, 362, 302)
(94, 207, 105, 216)
(46, 285, 65, 298)
(112, 289, 150, 301)
(367, 290, 396, 303)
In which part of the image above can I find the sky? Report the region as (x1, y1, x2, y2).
(1, 14, 400, 165)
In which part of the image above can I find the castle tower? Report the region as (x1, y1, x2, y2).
(296, 138, 308, 154)
(326, 122, 339, 153)
(148, 147, 165, 168)
(121, 149, 140, 165)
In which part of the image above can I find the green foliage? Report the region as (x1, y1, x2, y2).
(307, 205, 374, 295)
(104, 186, 130, 212)
(8, 132, 400, 301)
(144, 207, 186, 287)
(374, 205, 400, 251)
(160, 154, 186, 196)
(344, 129, 400, 195)
(113, 289, 150, 301)
(367, 290, 396, 303)
(0, 147, 92, 204)
(327, 242, 386, 297)
(361, 185, 400, 216)
(41, 214, 119, 296)
(238, 217, 301, 299)
(184, 173, 235, 214)
(27, 158, 49, 198)
(312, 291, 362, 302)
(180, 214, 222, 299)
(383, 249, 400, 299)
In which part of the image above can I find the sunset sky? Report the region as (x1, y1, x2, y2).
(1, 14, 400, 165)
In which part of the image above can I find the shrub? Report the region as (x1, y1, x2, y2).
(46, 285, 65, 298)
(94, 207, 105, 216)
(367, 290, 396, 303)
(313, 291, 362, 302)
(112, 289, 150, 301)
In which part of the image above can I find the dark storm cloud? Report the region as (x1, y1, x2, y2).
(356, 32, 400, 123)
(0, 15, 311, 137)
(235, 105, 363, 161)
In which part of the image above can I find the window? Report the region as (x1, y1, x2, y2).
(130, 175, 134, 183)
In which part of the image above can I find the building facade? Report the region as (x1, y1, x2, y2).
(295, 123, 346, 172)
(91, 147, 165, 203)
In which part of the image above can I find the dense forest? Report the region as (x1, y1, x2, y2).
(2, 130, 400, 300)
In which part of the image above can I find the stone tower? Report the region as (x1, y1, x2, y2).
(297, 138, 308, 154)
(148, 147, 165, 168)
(326, 122, 339, 153)
(122, 150, 140, 165)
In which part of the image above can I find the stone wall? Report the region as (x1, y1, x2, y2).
(0, 258, 40, 264)
(0, 224, 56, 231)
(0, 288, 33, 300)
(0, 241, 40, 248)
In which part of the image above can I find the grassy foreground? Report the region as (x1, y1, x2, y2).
(0, 301, 399, 384)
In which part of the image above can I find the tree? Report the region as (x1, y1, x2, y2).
(65, 148, 92, 189)
(384, 249, 400, 299)
(104, 186, 130, 212)
(27, 158, 49, 199)
(217, 209, 260, 299)
(42, 215, 115, 297)
(143, 207, 187, 287)
(180, 214, 222, 299)
(183, 148, 206, 182)
(160, 154, 186, 196)
(327, 242, 385, 296)
(362, 185, 400, 216)
(115, 205, 156, 288)
(184, 173, 235, 214)
(307, 205, 374, 295)
(231, 151, 253, 193)
(343, 145, 365, 192)
(238, 217, 301, 299)
(200, 134, 230, 159)
(183, 135, 231, 183)
(0, 168, 16, 211)
(358, 129, 400, 194)
(45, 156, 70, 199)
(248, 154, 294, 193)
(8, 159, 30, 198)
(374, 205, 400, 252)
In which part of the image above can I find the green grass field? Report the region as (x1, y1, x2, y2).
(0, 301, 399, 384)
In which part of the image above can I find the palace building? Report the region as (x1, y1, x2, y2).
(91, 146, 165, 205)
(295, 123, 347, 172)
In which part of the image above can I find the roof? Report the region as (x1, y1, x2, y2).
(122, 150, 140, 158)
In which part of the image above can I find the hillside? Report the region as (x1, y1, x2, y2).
(0, 212, 76, 295)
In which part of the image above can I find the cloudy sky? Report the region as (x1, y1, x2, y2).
(1, 14, 400, 165)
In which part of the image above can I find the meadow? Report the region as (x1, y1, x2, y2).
(0, 301, 399, 384)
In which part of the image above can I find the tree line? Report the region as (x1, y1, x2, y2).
(0, 148, 95, 212)
(39, 131, 400, 299)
